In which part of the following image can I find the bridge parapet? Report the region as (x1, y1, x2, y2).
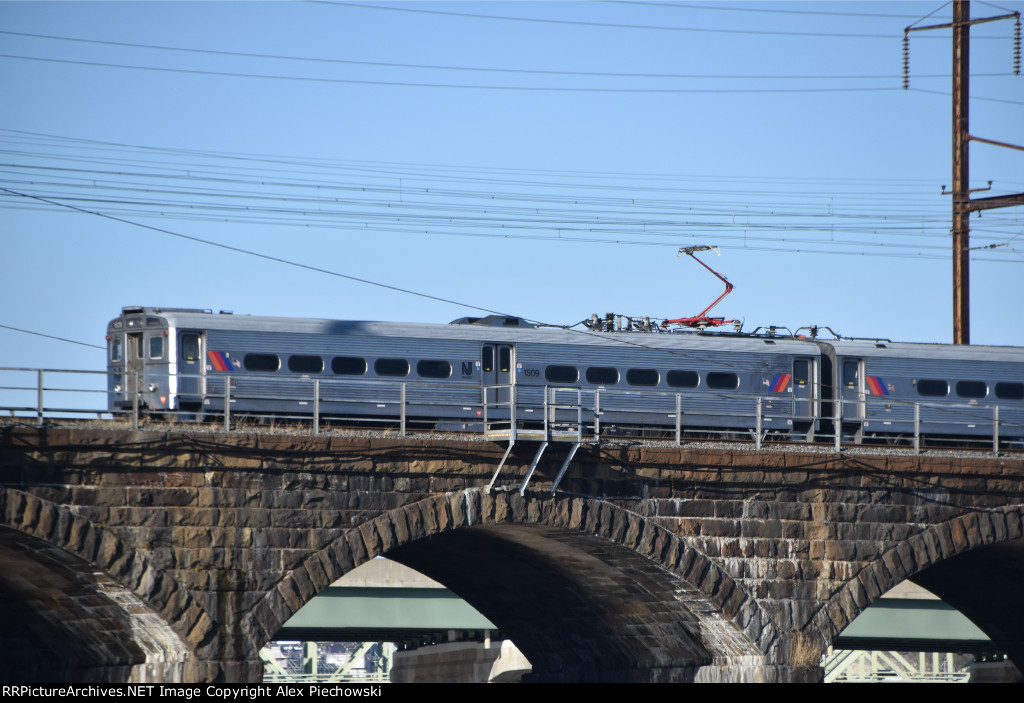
(1, 425, 1023, 682)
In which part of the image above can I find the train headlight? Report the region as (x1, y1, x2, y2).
(147, 383, 158, 392)
(113, 384, 122, 392)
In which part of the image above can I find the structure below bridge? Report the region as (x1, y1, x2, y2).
(266, 558, 1013, 683)
(1, 424, 1024, 682)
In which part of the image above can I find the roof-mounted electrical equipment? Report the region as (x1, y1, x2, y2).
(662, 246, 737, 329)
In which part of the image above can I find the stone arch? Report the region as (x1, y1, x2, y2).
(253, 488, 783, 682)
(813, 505, 1024, 665)
(0, 487, 201, 681)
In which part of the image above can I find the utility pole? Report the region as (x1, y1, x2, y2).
(904, 1, 1023, 345)
(952, 0, 970, 344)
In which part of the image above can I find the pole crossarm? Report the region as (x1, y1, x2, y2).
(905, 11, 1020, 33)
(969, 135, 1024, 152)
(964, 191, 1024, 212)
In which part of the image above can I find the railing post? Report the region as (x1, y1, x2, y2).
(510, 384, 517, 442)
(132, 372, 139, 430)
(834, 397, 842, 452)
(224, 375, 231, 432)
(993, 405, 999, 455)
(36, 369, 44, 427)
(913, 403, 920, 454)
(544, 386, 549, 440)
(481, 386, 488, 435)
(755, 396, 762, 450)
(400, 383, 406, 438)
(577, 388, 582, 442)
(676, 394, 682, 446)
(313, 379, 320, 435)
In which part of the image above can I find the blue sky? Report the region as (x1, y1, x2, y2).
(2, 1, 1023, 381)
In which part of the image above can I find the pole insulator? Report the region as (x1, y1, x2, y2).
(1014, 17, 1021, 75)
(903, 32, 911, 89)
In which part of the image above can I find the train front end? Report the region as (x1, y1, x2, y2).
(106, 306, 176, 414)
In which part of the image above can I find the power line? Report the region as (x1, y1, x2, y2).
(0, 323, 105, 350)
(0, 54, 914, 94)
(0, 186, 517, 318)
(0, 186, 786, 372)
(317, 1, 1000, 40)
(4, 188, 1015, 264)
(0, 159, 969, 209)
(610, 2, 928, 20)
(2, 130, 1018, 265)
(3, 143, 1020, 263)
(908, 87, 1024, 105)
(0, 129, 985, 188)
(3, 184, 1017, 364)
(0, 168, 983, 228)
(0, 29, 998, 82)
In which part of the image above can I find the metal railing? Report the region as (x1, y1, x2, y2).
(1, 366, 1020, 454)
(0, 367, 112, 425)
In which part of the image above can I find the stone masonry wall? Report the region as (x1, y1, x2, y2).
(1, 425, 1023, 681)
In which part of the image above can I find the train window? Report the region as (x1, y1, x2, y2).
(110, 337, 122, 362)
(667, 370, 699, 388)
(793, 359, 810, 385)
(586, 367, 619, 385)
(149, 336, 164, 360)
(842, 360, 858, 387)
(545, 365, 579, 384)
(995, 382, 1024, 400)
(288, 355, 324, 374)
(482, 346, 493, 373)
(955, 380, 987, 399)
(417, 360, 452, 379)
(375, 358, 410, 377)
(916, 379, 948, 397)
(181, 334, 200, 362)
(244, 353, 280, 372)
(626, 368, 659, 387)
(332, 357, 366, 375)
(706, 372, 740, 390)
(499, 347, 511, 373)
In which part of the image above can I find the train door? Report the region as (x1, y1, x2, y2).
(840, 358, 864, 422)
(178, 331, 205, 400)
(126, 332, 144, 400)
(481, 343, 514, 406)
(793, 356, 817, 424)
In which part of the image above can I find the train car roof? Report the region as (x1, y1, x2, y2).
(827, 339, 1024, 364)
(113, 307, 815, 353)
(113, 307, 1024, 361)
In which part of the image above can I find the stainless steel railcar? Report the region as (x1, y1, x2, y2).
(106, 306, 1024, 443)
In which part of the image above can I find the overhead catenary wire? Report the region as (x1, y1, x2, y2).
(1, 134, 1020, 258)
(0, 185, 886, 374)
(4, 129, 1020, 192)
(2, 132, 1021, 264)
(2, 186, 1017, 264)
(2, 129, 1020, 266)
(3, 6, 1021, 357)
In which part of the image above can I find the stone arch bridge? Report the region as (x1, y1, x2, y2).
(1, 425, 1023, 683)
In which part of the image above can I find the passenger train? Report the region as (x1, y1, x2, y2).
(106, 306, 1024, 444)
